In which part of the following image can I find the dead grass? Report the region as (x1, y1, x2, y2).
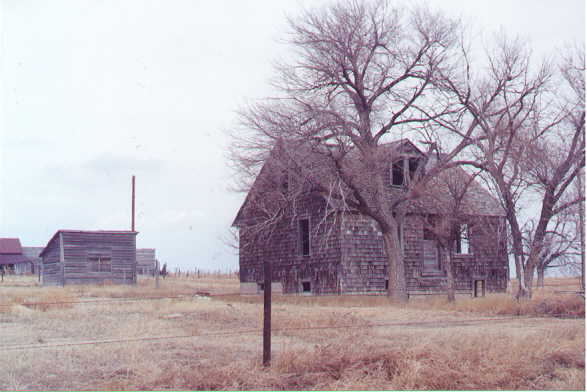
(0, 275, 583, 390)
(408, 289, 585, 318)
(142, 323, 584, 391)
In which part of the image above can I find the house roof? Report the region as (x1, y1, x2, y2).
(0, 238, 23, 254)
(0, 254, 30, 265)
(232, 138, 504, 226)
(39, 230, 139, 258)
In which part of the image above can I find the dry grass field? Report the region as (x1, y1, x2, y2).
(0, 274, 584, 390)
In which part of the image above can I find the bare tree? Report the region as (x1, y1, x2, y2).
(421, 168, 481, 302)
(525, 209, 582, 288)
(231, 0, 474, 302)
(440, 37, 585, 298)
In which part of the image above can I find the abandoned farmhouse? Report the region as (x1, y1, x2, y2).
(233, 140, 509, 297)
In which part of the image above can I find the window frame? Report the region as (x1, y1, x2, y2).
(391, 159, 405, 186)
(88, 254, 112, 273)
(391, 156, 421, 187)
(298, 218, 311, 257)
(455, 223, 471, 255)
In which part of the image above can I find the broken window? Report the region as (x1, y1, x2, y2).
(391, 159, 405, 186)
(408, 157, 420, 179)
(423, 228, 435, 240)
(456, 224, 470, 254)
(392, 157, 421, 186)
(299, 218, 310, 256)
(89, 255, 112, 272)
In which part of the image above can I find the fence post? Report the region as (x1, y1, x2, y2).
(155, 260, 160, 289)
(263, 261, 272, 367)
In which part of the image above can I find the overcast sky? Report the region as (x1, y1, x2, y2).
(0, 0, 584, 272)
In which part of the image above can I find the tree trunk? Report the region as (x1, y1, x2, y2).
(382, 230, 408, 302)
(536, 267, 545, 289)
(440, 246, 455, 302)
(518, 263, 535, 299)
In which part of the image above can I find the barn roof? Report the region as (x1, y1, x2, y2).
(39, 230, 139, 258)
(0, 254, 30, 265)
(232, 138, 504, 226)
(0, 238, 23, 254)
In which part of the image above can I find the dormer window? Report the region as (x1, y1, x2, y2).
(392, 160, 405, 186)
(391, 157, 420, 186)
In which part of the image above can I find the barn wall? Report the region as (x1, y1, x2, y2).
(61, 232, 137, 285)
(41, 237, 63, 286)
(136, 248, 156, 275)
(239, 194, 341, 295)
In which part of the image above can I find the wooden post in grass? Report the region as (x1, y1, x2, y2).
(263, 261, 272, 367)
(155, 260, 160, 288)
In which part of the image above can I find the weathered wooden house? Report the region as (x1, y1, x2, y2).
(39, 230, 138, 286)
(233, 140, 508, 297)
(0, 238, 30, 274)
(136, 248, 157, 275)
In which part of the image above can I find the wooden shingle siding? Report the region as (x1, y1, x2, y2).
(235, 140, 509, 297)
(239, 194, 342, 295)
(41, 231, 137, 286)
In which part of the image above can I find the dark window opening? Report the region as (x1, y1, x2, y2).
(408, 157, 419, 179)
(456, 224, 470, 254)
(391, 159, 404, 186)
(302, 281, 311, 293)
(258, 282, 265, 292)
(385, 279, 389, 290)
(423, 228, 435, 240)
(299, 219, 310, 256)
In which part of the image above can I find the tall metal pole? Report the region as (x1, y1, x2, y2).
(263, 261, 272, 366)
(131, 175, 136, 232)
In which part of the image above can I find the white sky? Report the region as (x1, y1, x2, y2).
(0, 0, 584, 272)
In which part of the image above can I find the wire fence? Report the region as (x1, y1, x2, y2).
(1, 291, 583, 352)
(1, 315, 549, 352)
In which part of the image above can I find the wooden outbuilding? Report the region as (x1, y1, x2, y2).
(39, 230, 138, 286)
(0, 238, 30, 274)
(136, 248, 157, 275)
